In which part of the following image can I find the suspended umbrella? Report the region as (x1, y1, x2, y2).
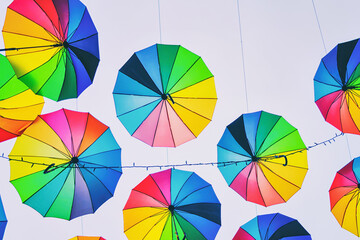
(113, 43, 217, 147)
(8, 109, 122, 220)
(2, 0, 99, 101)
(69, 237, 106, 240)
(314, 38, 360, 134)
(0, 196, 7, 240)
(217, 111, 308, 206)
(123, 168, 221, 240)
(0, 54, 44, 142)
(329, 156, 360, 236)
(233, 213, 311, 240)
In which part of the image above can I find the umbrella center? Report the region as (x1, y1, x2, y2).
(70, 157, 79, 164)
(63, 41, 70, 49)
(168, 205, 175, 214)
(161, 93, 168, 100)
(342, 85, 355, 91)
(358, 183, 360, 189)
(251, 156, 259, 162)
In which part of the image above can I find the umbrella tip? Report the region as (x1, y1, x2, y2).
(251, 156, 258, 162)
(161, 94, 168, 100)
(357, 183, 360, 189)
(63, 41, 69, 49)
(168, 205, 175, 214)
(70, 157, 79, 164)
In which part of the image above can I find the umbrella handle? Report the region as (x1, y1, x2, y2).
(279, 155, 288, 166)
(43, 163, 58, 174)
(167, 94, 175, 104)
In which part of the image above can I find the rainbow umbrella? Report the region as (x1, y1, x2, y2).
(8, 109, 122, 220)
(2, 0, 99, 101)
(217, 111, 308, 206)
(123, 168, 221, 240)
(113, 44, 217, 147)
(314, 38, 360, 134)
(329, 156, 360, 236)
(233, 213, 311, 240)
(0, 196, 7, 240)
(69, 237, 106, 240)
(0, 54, 44, 142)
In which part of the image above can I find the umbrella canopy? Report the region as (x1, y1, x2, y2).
(233, 213, 311, 240)
(2, 0, 99, 101)
(113, 43, 217, 147)
(123, 168, 221, 240)
(329, 156, 360, 236)
(0, 196, 7, 240)
(8, 109, 122, 220)
(69, 237, 106, 240)
(314, 38, 360, 134)
(217, 111, 308, 206)
(0, 54, 44, 142)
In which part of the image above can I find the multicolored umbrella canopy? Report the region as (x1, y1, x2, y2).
(0, 54, 44, 142)
(123, 168, 221, 240)
(329, 156, 360, 236)
(68, 237, 106, 240)
(314, 38, 360, 134)
(113, 44, 217, 147)
(217, 111, 308, 206)
(0, 196, 7, 240)
(8, 109, 122, 220)
(233, 213, 311, 240)
(2, 0, 100, 101)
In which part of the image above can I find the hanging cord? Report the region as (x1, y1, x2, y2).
(312, 0, 353, 159)
(1, 132, 343, 171)
(311, 0, 327, 53)
(237, 0, 249, 113)
(158, 0, 162, 44)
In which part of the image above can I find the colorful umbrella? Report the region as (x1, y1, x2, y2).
(217, 111, 308, 206)
(0, 196, 7, 240)
(69, 237, 106, 240)
(2, 0, 99, 101)
(8, 109, 122, 220)
(314, 38, 360, 134)
(123, 168, 221, 240)
(0, 54, 44, 142)
(233, 213, 311, 240)
(329, 156, 360, 236)
(113, 44, 217, 147)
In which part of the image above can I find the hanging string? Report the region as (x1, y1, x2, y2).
(157, 0, 162, 44)
(311, 0, 327, 53)
(236, 0, 249, 112)
(312, 0, 353, 160)
(1, 132, 343, 170)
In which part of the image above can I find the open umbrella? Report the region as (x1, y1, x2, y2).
(217, 111, 308, 206)
(2, 0, 99, 101)
(0, 54, 44, 142)
(123, 168, 221, 240)
(233, 213, 311, 240)
(329, 156, 360, 236)
(0, 196, 6, 240)
(69, 237, 106, 240)
(314, 38, 360, 134)
(8, 109, 122, 220)
(113, 44, 217, 147)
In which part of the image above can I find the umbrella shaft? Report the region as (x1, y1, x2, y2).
(0, 43, 63, 52)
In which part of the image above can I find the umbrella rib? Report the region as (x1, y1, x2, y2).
(244, 163, 255, 200)
(124, 208, 168, 232)
(166, 57, 201, 94)
(256, 128, 298, 157)
(314, 78, 341, 88)
(173, 211, 207, 240)
(259, 161, 302, 189)
(141, 211, 170, 240)
(74, 113, 90, 157)
(254, 117, 281, 156)
(35, 49, 66, 98)
(345, 92, 360, 132)
(171, 173, 192, 205)
(174, 102, 212, 121)
(150, 101, 164, 146)
(66, 10, 86, 41)
(264, 213, 278, 240)
(322, 91, 343, 122)
(338, 190, 359, 228)
(217, 145, 252, 159)
(116, 97, 160, 117)
(255, 163, 267, 206)
(320, 59, 343, 86)
(168, 76, 214, 95)
(69, 33, 97, 45)
(131, 189, 168, 208)
(162, 46, 180, 93)
(165, 101, 176, 146)
(80, 166, 115, 198)
(174, 178, 211, 206)
(2, 30, 58, 46)
(151, 174, 172, 205)
(0, 101, 44, 112)
(4, 45, 59, 58)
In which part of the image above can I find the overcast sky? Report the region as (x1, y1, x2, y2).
(1, 0, 360, 239)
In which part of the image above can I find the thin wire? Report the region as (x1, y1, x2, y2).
(311, 0, 327, 53)
(158, 0, 162, 43)
(237, 0, 249, 112)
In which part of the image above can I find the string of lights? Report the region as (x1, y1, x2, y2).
(0, 132, 344, 171)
